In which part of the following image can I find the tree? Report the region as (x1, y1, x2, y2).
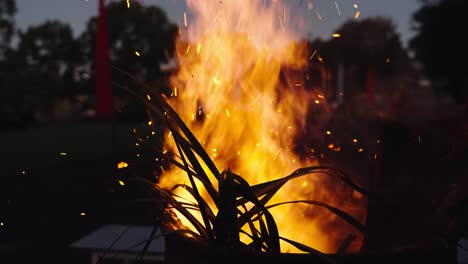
(410, 0, 468, 103)
(316, 17, 408, 98)
(80, 2, 178, 95)
(0, 0, 16, 50)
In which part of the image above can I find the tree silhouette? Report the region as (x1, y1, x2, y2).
(80, 1, 178, 95)
(316, 17, 407, 98)
(410, 0, 468, 103)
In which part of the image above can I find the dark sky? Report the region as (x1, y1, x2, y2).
(16, 0, 421, 46)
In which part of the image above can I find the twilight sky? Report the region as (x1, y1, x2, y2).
(16, 0, 421, 46)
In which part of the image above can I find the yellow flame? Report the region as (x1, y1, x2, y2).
(159, 0, 366, 254)
(332, 33, 341, 38)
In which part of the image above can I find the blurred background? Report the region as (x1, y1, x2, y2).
(0, 0, 466, 263)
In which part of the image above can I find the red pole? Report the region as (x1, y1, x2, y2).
(95, 0, 113, 119)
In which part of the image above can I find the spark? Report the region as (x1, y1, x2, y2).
(294, 83, 303, 87)
(314, 100, 320, 104)
(310, 148, 315, 153)
(21, 170, 26, 174)
(186, 45, 191, 54)
(279, 16, 285, 32)
(196, 43, 201, 54)
(80, 212, 86, 216)
(135, 142, 139, 146)
(148, 120, 152, 126)
(353, 138, 358, 143)
(225, 109, 231, 117)
(184, 12, 187, 28)
(334, 1, 341, 16)
(358, 148, 364, 152)
(309, 50, 317, 60)
(60, 152, 67, 156)
(354, 11, 361, 19)
(135, 51, 141, 56)
(174, 87, 178, 96)
(386, 58, 391, 63)
(318, 94, 325, 99)
(126, 0, 130, 8)
(118, 180, 125, 186)
(251, 93, 263, 105)
(273, 149, 282, 160)
(168, 131, 172, 138)
(151, 131, 155, 135)
(418, 136, 421, 143)
(353, 3, 358, 8)
(328, 143, 335, 149)
(146, 94, 151, 100)
(332, 33, 341, 38)
(317, 56, 324, 63)
(314, 10, 322, 20)
(136, 153, 140, 157)
(326, 130, 331, 135)
(374, 153, 378, 159)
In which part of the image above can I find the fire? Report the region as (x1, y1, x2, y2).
(158, 0, 366, 253)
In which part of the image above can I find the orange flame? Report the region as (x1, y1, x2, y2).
(159, 0, 366, 253)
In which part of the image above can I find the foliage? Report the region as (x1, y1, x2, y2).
(80, 1, 178, 95)
(410, 0, 468, 103)
(0, 0, 16, 46)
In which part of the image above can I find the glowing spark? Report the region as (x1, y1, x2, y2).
(353, 139, 358, 143)
(80, 212, 86, 216)
(358, 148, 364, 152)
(186, 45, 191, 54)
(332, 33, 341, 38)
(354, 11, 361, 19)
(326, 130, 331, 135)
(334, 1, 341, 16)
(328, 143, 335, 149)
(196, 43, 201, 54)
(168, 131, 173, 138)
(135, 142, 139, 146)
(318, 94, 325, 99)
(294, 83, 303, 87)
(0, 222, 3, 226)
(317, 56, 324, 63)
(314, 100, 320, 104)
(288, 126, 292, 129)
(374, 153, 378, 159)
(353, 3, 358, 8)
(251, 93, 263, 105)
(183, 12, 187, 28)
(310, 148, 315, 153)
(386, 58, 391, 63)
(309, 50, 317, 60)
(126, 0, 130, 8)
(151, 131, 155, 135)
(21, 170, 26, 174)
(314, 10, 322, 20)
(225, 109, 231, 117)
(118, 180, 125, 186)
(146, 94, 151, 100)
(279, 16, 285, 32)
(136, 153, 140, 157)
(60, 152, 67, 156)
(148, 120, 152, 126)
(174, 87, 178, 96)
(135, 51, 141, 56)
(418, 136, 421, 143)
